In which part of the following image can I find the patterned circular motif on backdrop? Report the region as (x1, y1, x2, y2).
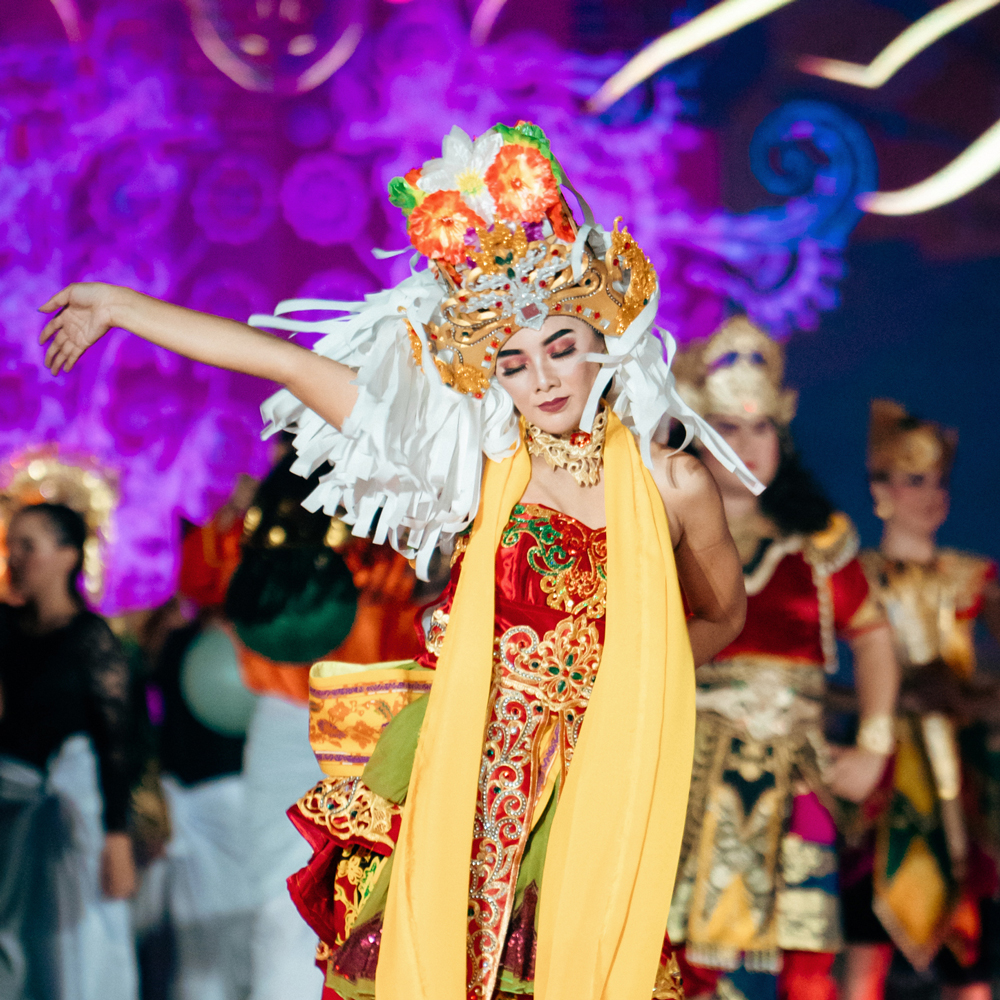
(280, 152, 369, 245)
(0, 340, 42, 435)
(296, 265, 380, 302)
(88, 141, 184, 239)
(188, 269, 273, 322)
(192, 153, 279, 245)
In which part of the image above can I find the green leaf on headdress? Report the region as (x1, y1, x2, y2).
(490, 122, 567, 185)
(388, 176, 420, 215)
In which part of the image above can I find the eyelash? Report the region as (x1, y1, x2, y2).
(499, 341, 576, 377)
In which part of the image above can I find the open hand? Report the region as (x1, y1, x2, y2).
(827, 745, 889, 804)
(39, 282, 121, 374)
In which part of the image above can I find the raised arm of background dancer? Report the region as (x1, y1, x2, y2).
(828, 624, 898, 803)
(39, 282, 359, 430)
(654, 449, 747, 666)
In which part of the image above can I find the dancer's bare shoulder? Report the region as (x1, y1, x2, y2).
(648, 443, 726, 548)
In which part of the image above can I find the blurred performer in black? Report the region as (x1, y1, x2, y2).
(0, 503, 142, 1000)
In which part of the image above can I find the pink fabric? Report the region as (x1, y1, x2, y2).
(788, 791, 836, 845)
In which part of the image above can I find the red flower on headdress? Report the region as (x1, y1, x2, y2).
(485, 144, 560, 223)
(407, 190, 486, 264)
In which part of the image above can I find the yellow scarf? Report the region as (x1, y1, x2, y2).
(376, 412, 695, 1000)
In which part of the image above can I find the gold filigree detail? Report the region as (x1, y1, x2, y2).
(451, 530, 472, 566)
(502, 503, 608, 618)
(315, 939, 334, 963)
(295, 776, 400, 851)
(524, 405, 608, 488)
(607, 218, 656, 335)
(423, 606, 450, 657)
(333, 850, 388, 942)
(467, 223, 529, 274)
(500, 615, 602, 722)
(404, 318, 422, 366)
(653, 951, 687, 1000)
(434, 357, 491, 397)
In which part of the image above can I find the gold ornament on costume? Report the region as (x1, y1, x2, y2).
(0, 448, 118, 602)
(868, 399, 956, 479)
(673, 316, 798, 425)
(524, 405, 608, 488)
(391, 122, 657, 397)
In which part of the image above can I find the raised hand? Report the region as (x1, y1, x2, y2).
(39, 282, 120, 374)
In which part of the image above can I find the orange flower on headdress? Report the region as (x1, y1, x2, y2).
(407, 190, 486, 265)
(485, 144, 560, 223)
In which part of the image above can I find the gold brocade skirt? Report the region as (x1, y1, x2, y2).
(667, 660, 842, 973)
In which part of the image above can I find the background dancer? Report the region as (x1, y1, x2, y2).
(0, 502, 142, 1000)
(840, 400, 1000, 1000)
(669, 317, 899, 1000)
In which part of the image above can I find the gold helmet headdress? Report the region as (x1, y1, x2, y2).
(255, 122, 760, 579)
(389, 121, 656, 397)
(673, 316, 798, 425)
(867, 399, 956, 480)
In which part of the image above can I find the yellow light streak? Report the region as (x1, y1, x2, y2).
(798, 0, 1000, 88)
(586, 0, 797, 113)
(859, 115, 1000, 214)
(470, 0, 511, 46)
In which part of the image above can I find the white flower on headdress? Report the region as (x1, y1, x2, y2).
(418, 125, 502, 226)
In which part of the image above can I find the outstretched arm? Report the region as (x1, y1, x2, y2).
(39, 283, 359, 431)
(652, 449, 746, 666)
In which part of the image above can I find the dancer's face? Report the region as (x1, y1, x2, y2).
(701, 413, 782, 498)
(871, 468, 949, 539)
(6, 510, 79, 603)
(496, 317, 605, 435)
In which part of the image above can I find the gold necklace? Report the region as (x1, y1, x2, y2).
(524, 406, 608, 488)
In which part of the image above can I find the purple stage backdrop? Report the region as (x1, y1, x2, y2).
(0, 0, 875, 613)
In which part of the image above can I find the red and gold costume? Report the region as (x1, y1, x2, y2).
(289, 498, 684, 1000)
(841, 401, 1000, 976)
(669, 320, 885, 1000)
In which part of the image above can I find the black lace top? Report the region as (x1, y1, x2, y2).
(0, 605, 140, 831)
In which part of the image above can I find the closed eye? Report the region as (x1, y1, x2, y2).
(500, 364, 527, 377)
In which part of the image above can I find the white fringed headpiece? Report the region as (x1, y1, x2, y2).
(252, 229, 760, 580)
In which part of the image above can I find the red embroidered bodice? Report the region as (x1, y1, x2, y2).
(420, 503, 608, 1000)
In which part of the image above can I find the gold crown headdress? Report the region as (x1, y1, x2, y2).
(868, 399, 956, 479)
(673, 316, 798, 425)
(0, 448, 118, 602)
(389, 122, 656, 397)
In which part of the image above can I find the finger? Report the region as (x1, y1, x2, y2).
(45, 334, 65, 371)
(39, 313, 63, 345)
(48, 341, 74, 376)
(39, 286, 71, 314)
(57, 344, 80, 375)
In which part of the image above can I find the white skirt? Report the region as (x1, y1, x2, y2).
(0, 735, 138, 1000)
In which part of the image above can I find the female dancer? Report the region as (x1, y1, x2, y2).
(40, 122, 751, 1000)
(668, 318, 899, 1000)
(840, 400, 1000, 1000)
(0, 503, 141, 1000)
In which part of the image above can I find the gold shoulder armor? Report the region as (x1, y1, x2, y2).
(802, 511, 859, 575)
(937, 548, 995, 612)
